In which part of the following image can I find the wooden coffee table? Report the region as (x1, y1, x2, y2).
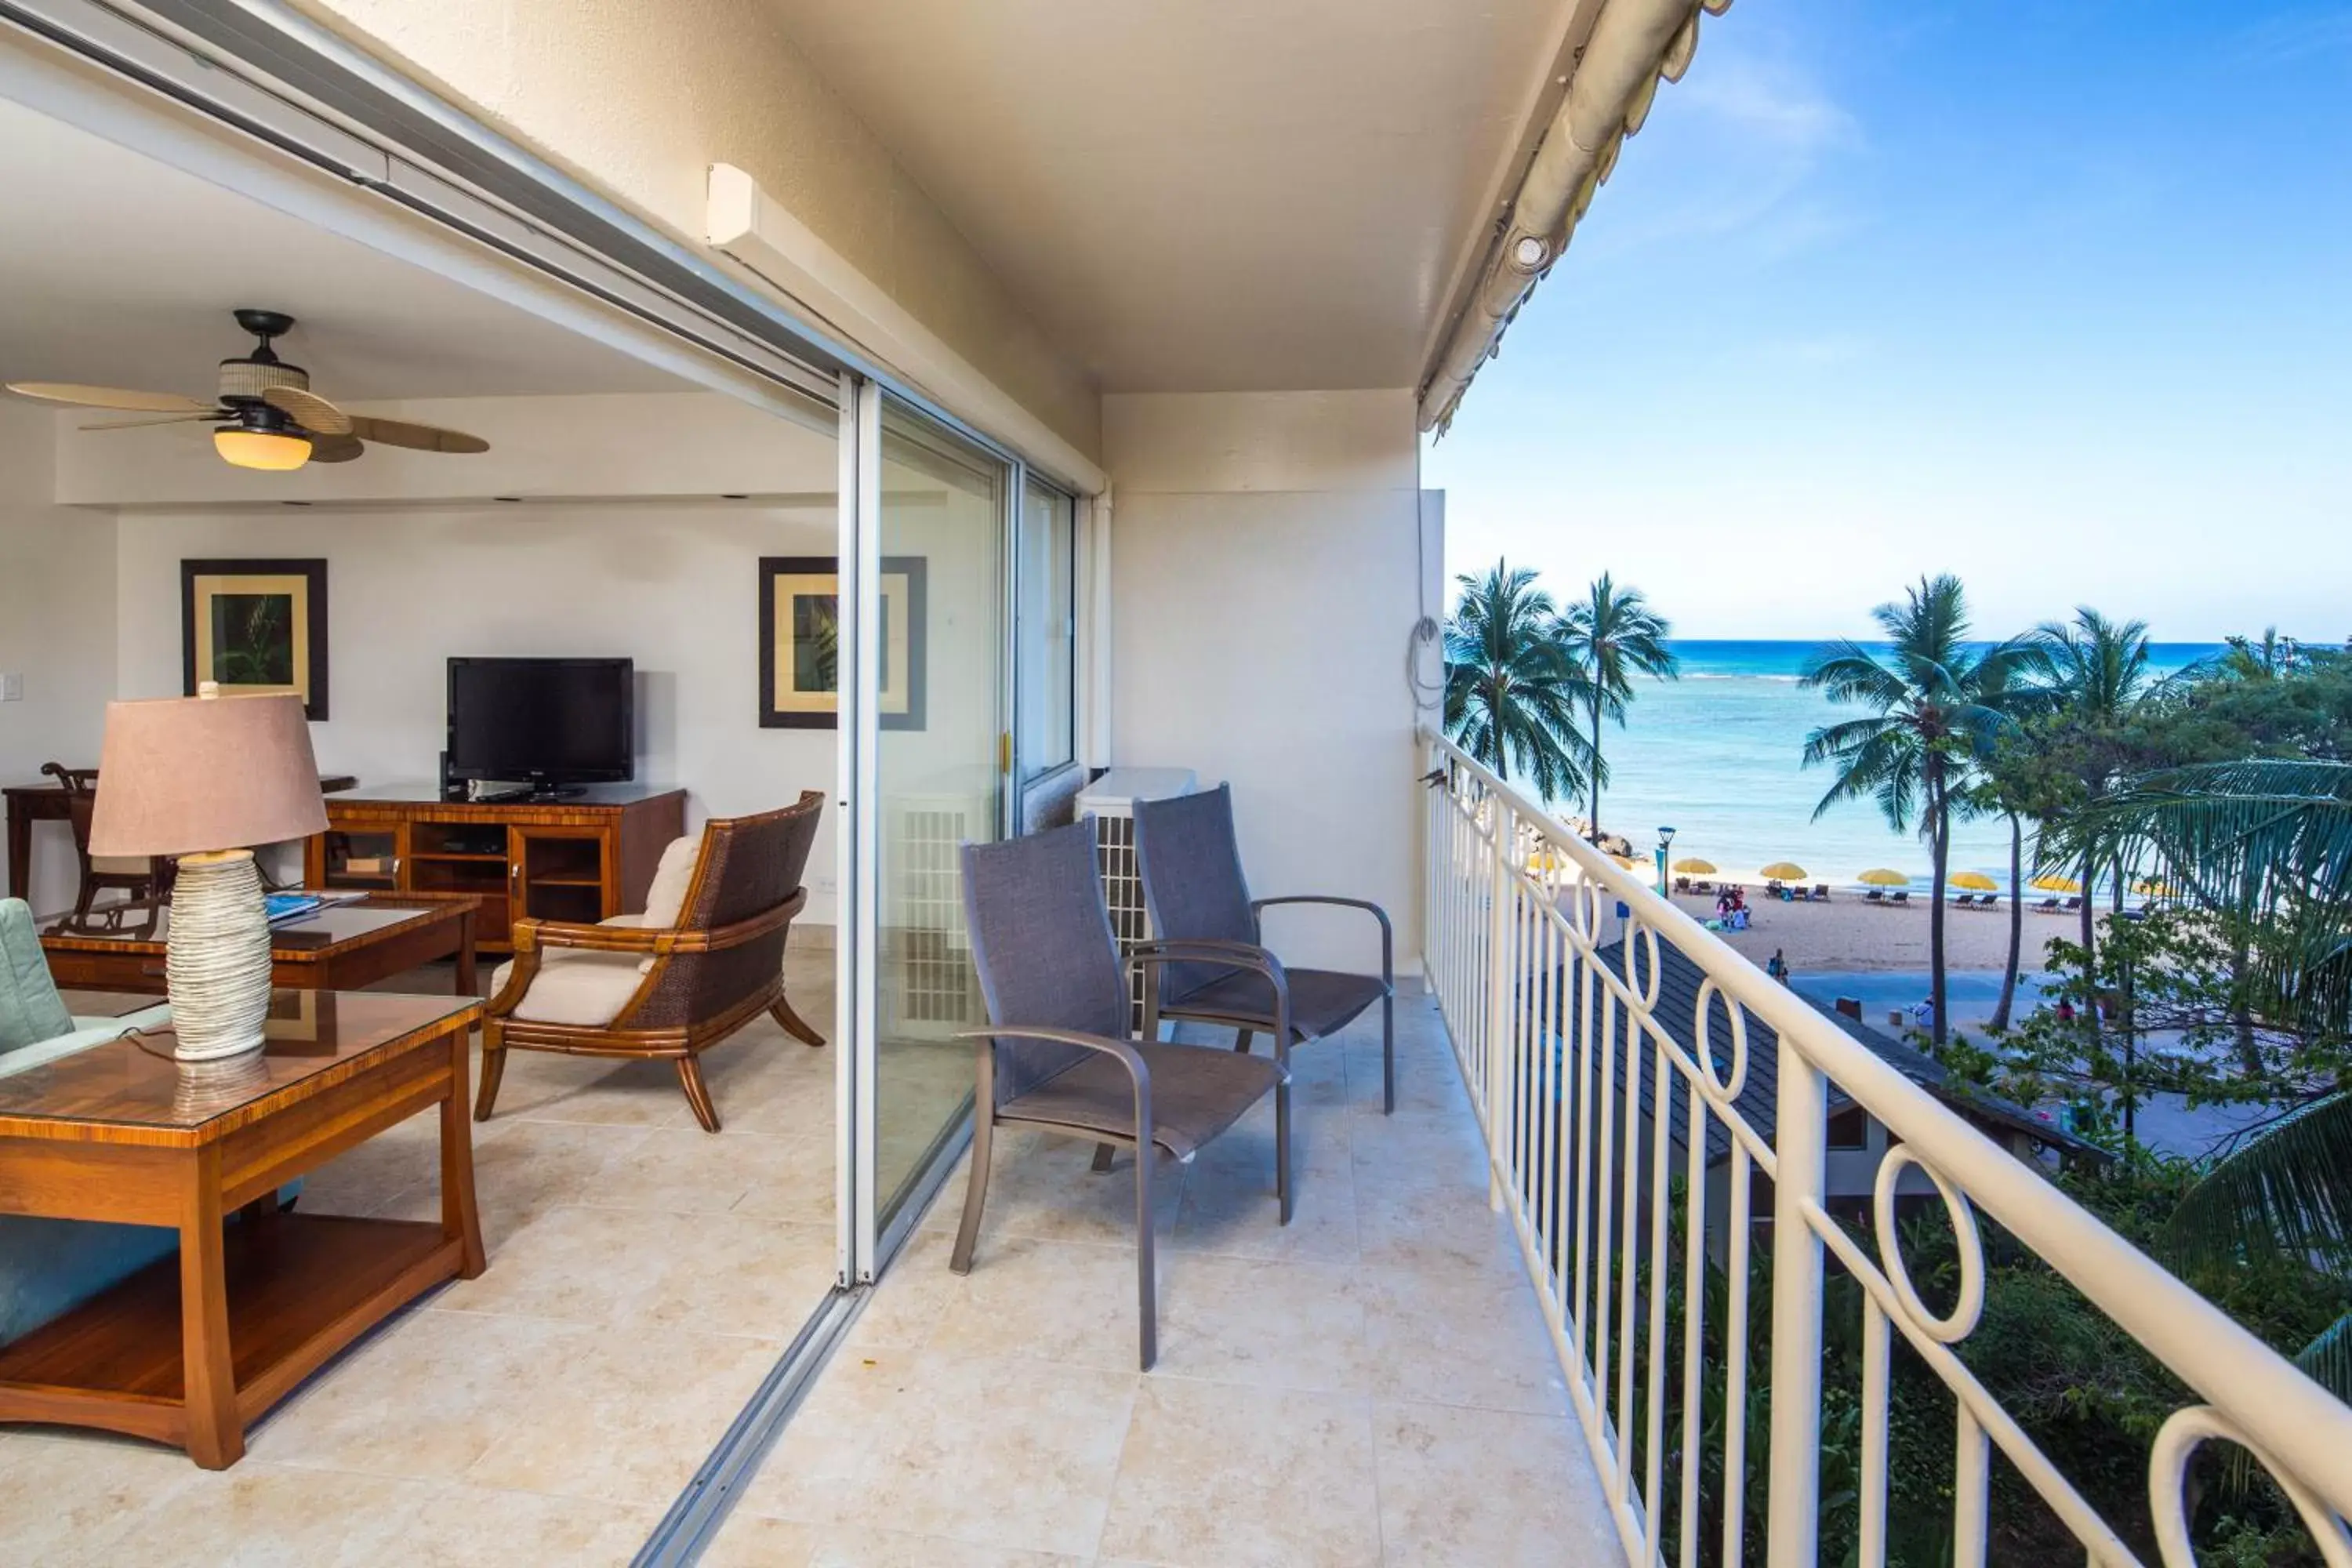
(0, 990, 485, 1467)
(39, 891, 481, 997)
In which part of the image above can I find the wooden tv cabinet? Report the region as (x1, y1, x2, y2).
(303, 783, 686, 956)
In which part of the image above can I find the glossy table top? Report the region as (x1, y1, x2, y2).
(38, 893, 477, 957)
(0, 990, 480, 1138)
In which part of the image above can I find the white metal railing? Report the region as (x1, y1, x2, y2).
(1417, 729, 2352, 1567)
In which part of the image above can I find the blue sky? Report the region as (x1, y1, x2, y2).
(1424, 0, 2352, 641)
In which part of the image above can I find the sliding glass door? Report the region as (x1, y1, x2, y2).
(842, 395, 1010, 1241)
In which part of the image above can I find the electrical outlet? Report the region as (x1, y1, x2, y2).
(0, 673, 21, 702)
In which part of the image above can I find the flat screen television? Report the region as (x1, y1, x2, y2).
(445, 657, 634, 796)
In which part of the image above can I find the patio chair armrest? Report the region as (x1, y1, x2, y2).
(1127, 939, 1292, 1058)
(953, 1025, 1152, 1146)
(1250, 895, 1394, 984)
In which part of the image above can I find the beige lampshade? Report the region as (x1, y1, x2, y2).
(89, 690, 328, 856)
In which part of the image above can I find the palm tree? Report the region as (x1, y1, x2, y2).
(1556, 572, 1678, 839)
(2031, 608, 2154, 962)
(1801, 575, 2037, 1046)
(1443, 561, 1595, 801)
(2143, 760, 2352, 1399)
(2214, 626, 2290, 683)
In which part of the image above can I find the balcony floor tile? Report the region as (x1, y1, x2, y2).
(718, 981, 1621, 1566)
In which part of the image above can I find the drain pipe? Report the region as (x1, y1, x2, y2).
(1420, 0, 1727, 432)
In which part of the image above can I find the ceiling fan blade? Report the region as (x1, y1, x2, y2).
(307, 434, 365, 463)
(347, 415, 488, 455)
(78, 412, 227, 431)
(7, 381, 213, 414)
(261, 385, 354, 435)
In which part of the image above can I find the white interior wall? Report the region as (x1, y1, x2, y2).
(1105, 390, 1430, 974)
(30, 392, 848, 924)
(0, 401, 118, 906)
(111, 503, 840, 919)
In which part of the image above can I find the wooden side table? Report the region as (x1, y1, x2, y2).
(0, 991, 485, 1468)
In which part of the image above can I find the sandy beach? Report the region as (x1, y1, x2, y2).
(1661, 887, 2074, 975)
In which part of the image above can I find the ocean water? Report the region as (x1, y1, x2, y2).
(1551, 640, 2221, 888)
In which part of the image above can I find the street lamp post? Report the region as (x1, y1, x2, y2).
(1656, 825, 1677, 898)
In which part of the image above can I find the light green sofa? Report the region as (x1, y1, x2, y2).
(0, 897, 180, 1345)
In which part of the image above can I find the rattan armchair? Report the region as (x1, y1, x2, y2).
(477, 791, 826, 1132)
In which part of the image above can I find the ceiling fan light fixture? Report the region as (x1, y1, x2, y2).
(213, 425, 313, 472)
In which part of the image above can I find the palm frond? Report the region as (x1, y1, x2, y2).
(2296, 1308, 2352, 1408)
(2165, 1090, 2352, 1271)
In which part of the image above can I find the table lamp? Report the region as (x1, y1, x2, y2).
(88, 686, 327, 1062)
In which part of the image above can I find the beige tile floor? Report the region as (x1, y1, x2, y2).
(3, 962, 1619, 1566)
(709, 982, 1623, 1568)
(1, 945, 853, 1567)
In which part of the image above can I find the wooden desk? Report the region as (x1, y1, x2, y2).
(39, 892, 480, 998)
(0, 990, 484, 1468)
(5, 774, 359, 904)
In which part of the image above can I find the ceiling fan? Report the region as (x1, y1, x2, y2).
(4, 309, 490, 471)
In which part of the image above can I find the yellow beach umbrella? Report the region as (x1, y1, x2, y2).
(1671, 857, 1717, 875)
(2031, 873, 2082, 894)
(2133, 879, 2176, 898)
(1759, 862, 1808, 881)
(1857, 868, 1909, 887)
(1951, 872, 1998, 892)
(1609, 853, 1642, 870)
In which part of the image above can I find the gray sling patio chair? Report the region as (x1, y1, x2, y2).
(1132, 783, 1397, 1112)
(953, 820, 1290, 1370)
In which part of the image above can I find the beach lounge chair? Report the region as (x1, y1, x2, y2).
(1953, 893, 1978, 909)
(2063, 895, 2084, 913)
(1863, 888, 1886, 905)
(952, 820, 1289, 1370)
(1982, 895, 2001, 911)
(1674, 875, 1691, 894)
(1693, 880, 1714, 895)
(1892, 890, 1911, 906)
(1813, 884, 1831, 902)
(2036, 895, 2060, 913)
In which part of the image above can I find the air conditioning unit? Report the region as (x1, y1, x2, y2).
(881, 792, 991, 1040)
(1076, 768, 1198, 1033)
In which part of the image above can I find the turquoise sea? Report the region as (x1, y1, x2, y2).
(1562, 641, 2222, 890)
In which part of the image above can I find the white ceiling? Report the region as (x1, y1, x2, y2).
(760, 0, 1576, 393)
(0, 95, 688, 402)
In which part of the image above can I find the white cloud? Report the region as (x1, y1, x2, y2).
(2230, 8, 2352, 67)
(1574, 44, 1861, 263)
(1679, 54, 1860, 158)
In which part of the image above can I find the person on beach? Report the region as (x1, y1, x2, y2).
(1766, 949, 1788, 983)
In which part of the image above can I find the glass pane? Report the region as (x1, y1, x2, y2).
(1018, 478, 1076, 778)
(874, 397, 1006, 1226)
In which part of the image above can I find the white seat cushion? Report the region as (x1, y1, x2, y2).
(640, 835, 702, 928)
(490, 951, 648, 1027)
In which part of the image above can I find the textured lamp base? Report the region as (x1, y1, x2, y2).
(165, 848, 274, 1062)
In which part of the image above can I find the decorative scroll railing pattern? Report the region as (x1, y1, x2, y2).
(1417, 729, 2352, 1567)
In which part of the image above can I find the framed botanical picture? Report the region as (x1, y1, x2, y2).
(759, 555, 926, 731)
(180, 558, 328, 720)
